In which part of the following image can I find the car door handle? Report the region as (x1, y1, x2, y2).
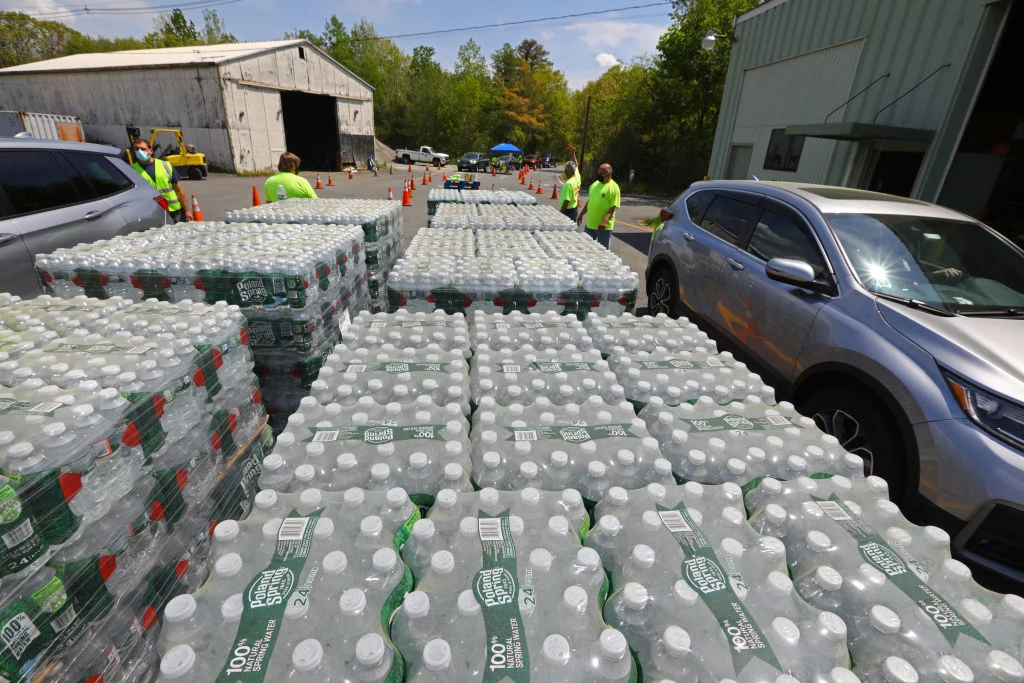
(0, 233, 18, 247)
(727, 258, 745, 271)
(682, 232, 695, 241)
(84, 210, 103, 221)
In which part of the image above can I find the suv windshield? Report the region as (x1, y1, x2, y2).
(828, 213, 1024, 314)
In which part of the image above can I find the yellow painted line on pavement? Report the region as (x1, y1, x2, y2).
(615, 219, 655, 232)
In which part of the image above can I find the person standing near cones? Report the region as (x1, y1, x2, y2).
(264, 152, 318, 203)
(131, 138, 191, 222)
(559, 143, 582, 221)
(577, 163, 620, 249)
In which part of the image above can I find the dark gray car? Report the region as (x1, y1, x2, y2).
(647, 180, 1024, 584)
(0, 138, 167, 297)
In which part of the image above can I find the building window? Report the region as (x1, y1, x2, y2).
(764, 128, 805, 172)
(298, 47, 306, 60)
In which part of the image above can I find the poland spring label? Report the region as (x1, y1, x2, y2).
(304, 424, 447, 443)
(657, 502, 780, 675)
(473, 511, 529, 683)
(343, 361, 446, 374)
(813, 494, 988, 647)
(677, 414, 791, 433)
(216, 508, 321, 682)
(633, 358, 724, 370)
(495, 361, 602, 374)
(505, 424, 635, 442)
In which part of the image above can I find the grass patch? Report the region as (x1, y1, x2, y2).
(640, 216, 661, 228)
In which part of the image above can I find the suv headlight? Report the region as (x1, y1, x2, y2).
(944, 372, 1024, 450)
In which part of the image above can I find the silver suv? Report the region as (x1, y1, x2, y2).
(0, 138, 167, 297)
(646, 180, 1024, 585)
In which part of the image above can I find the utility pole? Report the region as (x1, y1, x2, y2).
(579, 96, 591, 178)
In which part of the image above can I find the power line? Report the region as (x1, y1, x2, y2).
(7, 0, 243, 20)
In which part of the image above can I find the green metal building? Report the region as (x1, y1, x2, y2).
(708, 0, 1023, 240)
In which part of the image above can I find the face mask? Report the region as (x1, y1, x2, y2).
(134, 150, 150, 162)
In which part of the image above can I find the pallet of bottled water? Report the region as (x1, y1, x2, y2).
(641, 396, 865, 487)
(426, 188, 538, 206)
(155, 487, 418, 681)
(430, 203, 574, 231)
(612, 348, 769, 408)
(586, 481, 859, 681)
(257, 395, 472, 507)
(341, 310, 471, 355)
(225, 198, 403, 245)
(745, 475, 1024, 681)
(388, 256, 520, 315)
(470, 311, 596, 351)
(394, 487, 638, 681)
(0, 295, 267, 682)
(470, 397, 674, 501)
(471, 345, 622, 407)
(586, 312, 715, 355)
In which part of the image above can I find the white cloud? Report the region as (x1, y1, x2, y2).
(595, 52, 619, 69)
(567, 20, 667, 51)
(540, 31, 555, 40)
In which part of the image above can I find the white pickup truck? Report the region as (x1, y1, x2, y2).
(395, 145, 449, 167)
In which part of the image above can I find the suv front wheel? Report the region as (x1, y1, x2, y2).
(800, 386, 906, 499)
(647, 266, 679, 317)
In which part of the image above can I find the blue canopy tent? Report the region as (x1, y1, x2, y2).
(489, 142, 524, 154)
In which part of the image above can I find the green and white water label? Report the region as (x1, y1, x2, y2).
(344, 362, 446, 373)
(506, 424, 635, 442)
(495, 361, 602, 374)
(491, 321, 570, 329)
(657, 502, 780, 675)
(633, 358, 723, 369)
(473, 511, 529, 683)
(813, 494, 989, 647)
(217, 508, 321, 682)
(303, 425, 447, 443)
(678, 414, 791, 433)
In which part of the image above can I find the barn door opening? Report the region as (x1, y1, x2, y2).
(281, 91, 340, 172)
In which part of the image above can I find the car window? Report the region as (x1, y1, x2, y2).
(699, 195, 758, 244)
(684, 190, 714, 224)
(0, 150, 82, 218)
(747, 208, 826, 274)
(62, 152, 135, 200)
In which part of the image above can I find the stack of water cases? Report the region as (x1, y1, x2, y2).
(156, 488, 418, 681)
(33, 221, 369, 432)
(388, 229, 639, 317)
(0, 294, 269, 682)
(427, 189, 539, 216)
(226, 198, 403, 314)
(588, 481, 859, 681)
(744, 474, 1024, 681)
(429, 203, 572, 230)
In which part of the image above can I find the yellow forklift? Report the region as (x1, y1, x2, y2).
(126, 126, 208, 180)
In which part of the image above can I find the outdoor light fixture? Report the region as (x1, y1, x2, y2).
(702, 30, 726, 51)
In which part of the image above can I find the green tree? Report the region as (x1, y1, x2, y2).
(0, 11, 81, 68)
(145, 9, 201, 48)
(514, 39, 551, 71)
(490, 42, 519, 86)
(202, 10, 236, 44)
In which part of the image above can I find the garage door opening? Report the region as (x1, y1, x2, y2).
(281, 91, 340, 172)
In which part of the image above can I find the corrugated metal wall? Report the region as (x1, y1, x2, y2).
(709, 0, 999, 191)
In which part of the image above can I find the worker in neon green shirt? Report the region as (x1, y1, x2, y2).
(264, 152, 318, 203)
(559, 142, 582, 220)
(577, 163, 620, 249)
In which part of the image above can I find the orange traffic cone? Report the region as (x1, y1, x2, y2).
(374, 167, 379, 177)
(551, 184, 558, 200)
(315, 173, 323, 190)
(251, 185, 262, 207)
(387, 187, 393, 200)
(442, 171, 447, 182)
(528, 180, 534, 191)
(410, 177, 416, 191)
(492, 166, 497, 177)
(348, 169, 354, 180)
(520, 172, 526, 185)
(402, 188, 412, 206)
(537, 182, 543, 195)
(190, 194, 204, 221)
(327, 173, 335, 186)
(408, 163, 413, 173)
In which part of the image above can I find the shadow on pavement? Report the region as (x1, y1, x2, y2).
(614, 231, 652, 254)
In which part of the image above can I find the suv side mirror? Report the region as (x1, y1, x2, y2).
(766, 257, 832, 293)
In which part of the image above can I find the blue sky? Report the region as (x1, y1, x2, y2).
(4, 0, 674, 89)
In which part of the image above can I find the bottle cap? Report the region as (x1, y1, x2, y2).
(262, 517, 283, 539)
(221, 593, 243, 622)
(632, 544, 656, 569)
(816, 566, 843, 591)
(458, 589, 480, 616)
(818, 612, 848, 642)
(215, 553, 243, 578)
(869, 604, 901, 634)
(298, 488, 322, 508)
(721, 506, 745, 527)
(772, 617, 800, 647)
(404, 591, 430, 619)
(607, 487, 629, 506)
(459, 517, 478, 536)
(430, 550, 455, 574)
(587, 461, 607, 477)
(1002, 593, 1024, 619)
(623, 582, 649, 610)
(807, 530, 832, 553)
(408, 452, 428, 469)
(759, 536, 786, 559)
(547, 515, 569, 537)
(562, 585, 588, 613)
(767, 571, 793, 596)
(858, 563, 887, 587)
(987, 650, 1024, 681)
(370, 463, 390, 481)
(883, 656, 919, 683)
(960, 597, 993, 626)
(720, 537, 745, 558)
(423, 639, 452, 671)
(386, 487, 409, 508)
(561, 488, 583, 507)
(662, 625, 691, 657)
(412, 519, 435, 541)
(254, 489, 278, 511)
(542, 634, 571, 666)
(355, 633, 387, 667)
(830, 668, 860, 683)
(294, 464, 316, 483)
(339, 588, 367, 616)
(598, 515, 621, 535)
(936, 654, 974, 683)
(292, 639, 324, 672)
(645, 482, 667, 501)
(550, 450, 569, 467)
(530, 548, 553, 571)
(372, 548, 398, 573)
(764, 504, 787, 525)
(360, 515, 383, 537)
(519, 462, 539, 480)
(314, 518, 334, 538)
(322, 551, 347, 575)
(343, 488, 365, 507)
(577, 547, 601, 569)
(160, 645, 196, 679)
(726, 458, 747, 476)
(214, 520, 240, 543)
(164, 594, 197, 623)
(435, 488, 457, 509)
(599, 629, 628, 660)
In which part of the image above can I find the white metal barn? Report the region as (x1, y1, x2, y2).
(0, 40, 375, 173)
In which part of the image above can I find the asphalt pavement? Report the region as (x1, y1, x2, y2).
(182, 164, 669, 310)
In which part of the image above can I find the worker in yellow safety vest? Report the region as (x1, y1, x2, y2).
(131, 138, 191, 222)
